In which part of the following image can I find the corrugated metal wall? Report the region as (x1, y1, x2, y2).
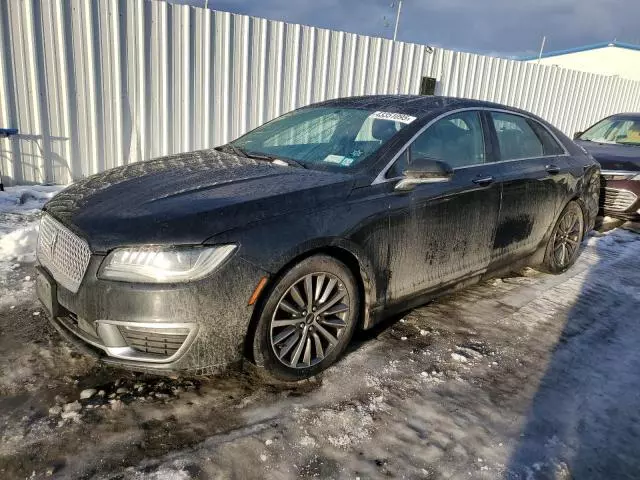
(2, 0, 640, 186)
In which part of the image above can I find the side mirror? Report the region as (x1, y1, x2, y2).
(395, 157, 453, 191)
(573, 131, 583, 140)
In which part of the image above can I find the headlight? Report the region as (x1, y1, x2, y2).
(632, 174, 640, 181)
(99, 245, 236, 283)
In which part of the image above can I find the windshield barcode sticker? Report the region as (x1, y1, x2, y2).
(324, 154, 348, 164)
(370, 111, 417, 124)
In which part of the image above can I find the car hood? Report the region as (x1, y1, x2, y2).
(44, 149, 354, 252)
(576, 140, 640, 171)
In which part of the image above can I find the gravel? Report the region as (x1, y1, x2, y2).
(79, 388, 97, 400)
(62, 401, 82, 413)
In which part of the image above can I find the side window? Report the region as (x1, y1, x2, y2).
(527, 119, 565, 155)
(411, 111, 485, 169)
(386, 111, 485, 178)
(491, 112, 544, 160)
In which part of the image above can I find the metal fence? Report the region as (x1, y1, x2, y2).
(2, 0, 640, 186)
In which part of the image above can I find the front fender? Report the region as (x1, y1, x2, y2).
(206, 213, 385, 329)
(280, 236, 379, 303)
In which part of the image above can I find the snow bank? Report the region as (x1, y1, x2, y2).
(0, 185, 65, 267)
(0, 224, 39, 262)
(0, 185, 63, 214)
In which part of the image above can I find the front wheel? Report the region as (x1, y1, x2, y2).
(251, 255, 360, 382)
(541, 201, 585, 274)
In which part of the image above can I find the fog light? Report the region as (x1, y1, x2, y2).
(119, 325, 191, 357)
(94, 321, 198, 362)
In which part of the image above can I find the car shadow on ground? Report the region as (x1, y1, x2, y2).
(349, 311, 410, 345)
(506, 231, 640, 479)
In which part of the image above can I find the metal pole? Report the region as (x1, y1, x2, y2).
(0, 129, 19, 191)
(537, 36, 546, 64)
(393, 0, 403, 42)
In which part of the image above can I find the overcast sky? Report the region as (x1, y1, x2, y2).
(174, 0, 639, 57)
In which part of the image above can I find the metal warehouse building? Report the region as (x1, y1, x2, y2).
(523, 42, 640, 81)
(2, 1, 640, 186)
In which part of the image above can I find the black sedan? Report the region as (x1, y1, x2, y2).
(36, 95, 600, 381)
(574, 113, 640, 221)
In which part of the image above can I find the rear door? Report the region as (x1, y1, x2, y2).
(383, 110, 503, 302)
(486, 110, 569, 267)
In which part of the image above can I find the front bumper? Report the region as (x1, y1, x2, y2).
(37, 254, 269, 374)
(600, 177, 640, 220)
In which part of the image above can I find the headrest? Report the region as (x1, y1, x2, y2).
(627, 123, 640, 139)
(372, 119, 398, 142)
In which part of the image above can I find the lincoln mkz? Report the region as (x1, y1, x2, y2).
(36, 96, 600, 380)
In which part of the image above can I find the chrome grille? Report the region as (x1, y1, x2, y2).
(603, 187, 638, 213)
(37, 214, 92, 293)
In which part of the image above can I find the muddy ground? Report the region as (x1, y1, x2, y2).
(1, 221, 640, 479)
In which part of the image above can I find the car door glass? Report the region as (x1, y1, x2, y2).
(386, 111, 485, 178)
(527, 119, 565, 155)
(491, 112, 544, 160)
(412, 111, 485, 168)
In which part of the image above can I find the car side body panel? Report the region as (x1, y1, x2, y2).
(486, 112, 599, 272)
(491, 157, 566, 259)
(207, 181, 394, 313)
(384, 163, 502, 303)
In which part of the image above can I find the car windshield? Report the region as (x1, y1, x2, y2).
(580, 116, 640, 146)
(228, 107, 416, 170)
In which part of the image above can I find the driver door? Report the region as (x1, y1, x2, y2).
(384, 110, 502, 303)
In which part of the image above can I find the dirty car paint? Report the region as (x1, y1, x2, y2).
(39, 95, 600, 373)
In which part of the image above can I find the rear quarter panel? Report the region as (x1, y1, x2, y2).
(544, 121, 600, 232)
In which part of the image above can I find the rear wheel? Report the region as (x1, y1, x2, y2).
(541, 201, 585, 274)
(251, 255, 360, 381)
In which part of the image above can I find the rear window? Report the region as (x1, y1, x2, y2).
(527, 119, 565, 155)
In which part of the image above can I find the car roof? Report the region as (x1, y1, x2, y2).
(608, 112, 640, 120)
(310, 94, 534, 120)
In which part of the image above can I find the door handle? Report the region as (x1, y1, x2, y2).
(545, 164, 561, 175)
(472, 175, 494, 186)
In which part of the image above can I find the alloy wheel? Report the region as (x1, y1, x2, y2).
(270, 273, 350, 369)
(552, 207, 583, 268)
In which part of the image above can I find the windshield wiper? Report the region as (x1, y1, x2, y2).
(243, 151, 307, 169)
(217, 144, 307, 169)
(216, 144, 249, 158)
(269, 157, 308, 169)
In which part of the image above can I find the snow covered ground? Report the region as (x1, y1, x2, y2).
(0, 186, 64, 268)
(0, 187, 65, 313)
(1, 188, 639, 479)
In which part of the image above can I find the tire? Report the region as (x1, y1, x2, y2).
(541, 201, 585, 274)
(251, 255, 360, 382)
